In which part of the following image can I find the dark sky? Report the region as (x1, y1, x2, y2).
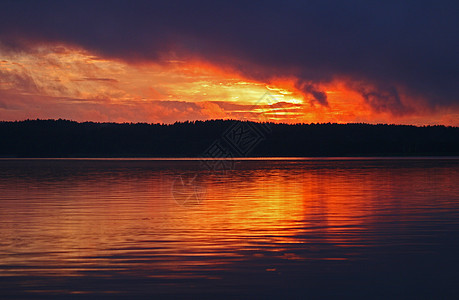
(0, 0, 458, 113)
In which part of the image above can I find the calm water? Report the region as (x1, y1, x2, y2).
(0, 158, 458, 299)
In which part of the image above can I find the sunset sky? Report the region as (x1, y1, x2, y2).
(0, 1, 458, 125)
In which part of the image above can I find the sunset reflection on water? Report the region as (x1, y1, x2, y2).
(0, 158, 458, 298)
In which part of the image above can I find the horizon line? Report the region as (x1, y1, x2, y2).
(1, 118, 458, 128)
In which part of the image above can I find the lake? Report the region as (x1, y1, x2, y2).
(0, 158, 458, 299)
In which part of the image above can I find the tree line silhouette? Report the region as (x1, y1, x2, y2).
(0, 119, 458, 157)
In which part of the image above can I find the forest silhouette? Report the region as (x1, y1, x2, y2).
(0, 119, 458, 157)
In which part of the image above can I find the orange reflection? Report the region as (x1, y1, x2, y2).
(1, 158, 458, 282)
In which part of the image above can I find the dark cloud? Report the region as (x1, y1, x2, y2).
(355, 84, 410, 115)
(0, 0, 458, 111)
(296, 82, 329, 106)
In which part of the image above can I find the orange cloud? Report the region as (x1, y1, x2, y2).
(0, 44, 457, 125)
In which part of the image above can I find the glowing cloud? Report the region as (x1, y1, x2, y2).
(0, 45, 457, 125)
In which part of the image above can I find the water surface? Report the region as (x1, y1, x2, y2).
(0, 158, 458, 298)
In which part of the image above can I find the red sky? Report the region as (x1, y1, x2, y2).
(0, 45, 457, 125)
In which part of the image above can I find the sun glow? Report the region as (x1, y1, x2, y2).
(0, 45, 457, 125)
